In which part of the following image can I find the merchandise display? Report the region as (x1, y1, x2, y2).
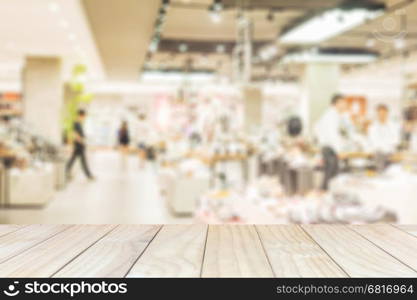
(0, 118, 66, 207)
(195, 176, 396, 224)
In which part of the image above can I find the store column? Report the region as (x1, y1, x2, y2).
(301, 63, 340, 133)
(22, 57, 63, 145)
(243, 86, 263, 134)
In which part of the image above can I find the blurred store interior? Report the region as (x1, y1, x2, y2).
(1, 0, 417, 224)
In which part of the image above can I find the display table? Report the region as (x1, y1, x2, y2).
(0, 224, 415, 278)
(5, 165, 55, 207)
(330, 172, 417, 223)
(161, 174, 210, 215)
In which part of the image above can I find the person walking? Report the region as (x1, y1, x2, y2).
(118, 120, 130, 151)
(66, 109, 95, 180)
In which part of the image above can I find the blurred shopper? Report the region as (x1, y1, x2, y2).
(314, 94, 350, 153)
(66, 109, 95, 180)
(135, 113, 153, 168)
(368, 104, 400, 154)
(117, 120, 130, 169)
(118, 120, 130, 151)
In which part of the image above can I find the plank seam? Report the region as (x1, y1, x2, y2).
(0, 225, 30, 239)
(0, 225, 75, 266)
(300, 225, 350, 278)
(346, 225, 417, 274)
(391, 224, 417, 239)
(50, 225, 120, 278)
(254, 225, 276, 278)
(123, 225, 164, 278)
(199, 225, 209, 278)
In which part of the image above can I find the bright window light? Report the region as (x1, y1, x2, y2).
(141, 71, 215, 83)
(282, 51, 378, 64)
(210, 12, 222, 23)
(280, 8, 384, 44)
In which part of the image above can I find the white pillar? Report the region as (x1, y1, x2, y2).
(302, 63, 340, 133)
(22, 57, 63, 144)
(243, 86, 263, 134)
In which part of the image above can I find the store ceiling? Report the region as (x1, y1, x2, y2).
(144, 0, 417, 82)
(81, 0, 160, 81)
(0, 0, 104, 86)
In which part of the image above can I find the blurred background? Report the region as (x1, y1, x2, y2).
(1, 0, 417, 224)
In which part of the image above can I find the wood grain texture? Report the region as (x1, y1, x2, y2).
(0, 225, 24, 237)
(202, 225, 273, 278)
(395, 225, 417, 237)
(350, 224, 417, 272)
(0, 225, 69, 264)
(0, 225, 116, 277)
(302, 225, 417, 277)
(127, 225, 207, 278)
(257, 225, 347, 277)
(54, 225, 160, 278)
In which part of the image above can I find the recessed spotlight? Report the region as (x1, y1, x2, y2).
(209, 2, 222, 23)
(179, 43, 188, 53)
(48, 2, 60, 13)
(216, 44, 226, 53)
(210, 11, 222, 23)
(68, 33, 77, 41)
(149, 42, 158, 53)
(394, 38, 406, 49)
(366, 38, 375, 48)
(213, 0, 223, 12)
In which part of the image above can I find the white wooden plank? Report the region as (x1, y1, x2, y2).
(303, 225, 417, 277)
(257, 225, 347, 277)
(351, 224, 417, 272)
(0, 225, 116, 277)
(0, 224, 69, 264)
(54, 225, 160, 277)
(395, 225, 417, 237)
(0, 225, 25, 237)
(127, 225, 207, 278)
(202, 225, 273, 278)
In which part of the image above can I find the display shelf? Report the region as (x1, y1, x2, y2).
(0, 224, 416, 278)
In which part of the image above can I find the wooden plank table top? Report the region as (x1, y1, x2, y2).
(0, 224, 416, 278)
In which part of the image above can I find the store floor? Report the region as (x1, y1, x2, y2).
(0, 150, 193, 224)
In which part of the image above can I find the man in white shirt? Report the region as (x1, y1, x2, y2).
(368, 104, 400, 154)
(314, 94, 350, 153)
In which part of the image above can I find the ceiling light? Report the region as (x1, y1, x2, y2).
(213, 0, 223, 12)
(282, 50, 378, 64)
(216, 44, 226, 53)
(149, 42, 158, 53)
(179, 43, 188, 53)
(280, 6, 385, 44)
(210, 11, 222, 23)
(209, 1, 222, 23)
(366, 39, 376, 48)
(48, 2, 60, 13)
(68, 33, 77, 41)
(259, 46, 278, 61)
(394, 38, 406, 50)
